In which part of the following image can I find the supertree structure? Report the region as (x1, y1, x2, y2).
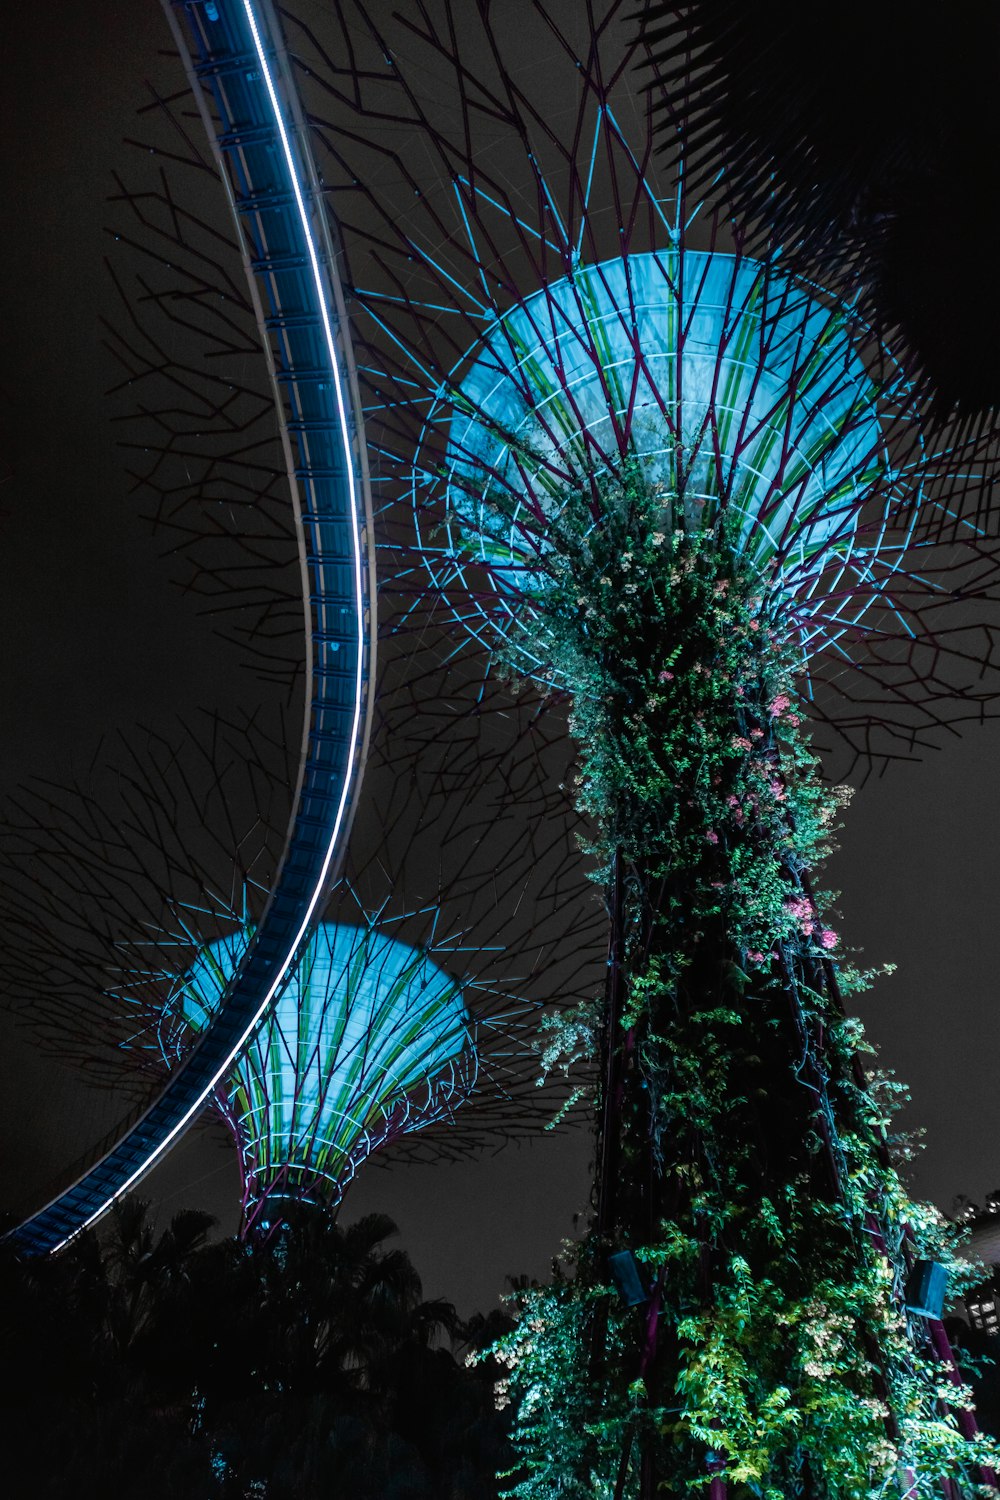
(247, 1, 1000, 1494)
(163, 918, 474, 1233)
(1, 665, 602, 1238)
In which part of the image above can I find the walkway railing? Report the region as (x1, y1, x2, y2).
(10, 0, 376, 1253)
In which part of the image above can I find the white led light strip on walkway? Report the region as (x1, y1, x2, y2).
(11, 0, 373, 1253)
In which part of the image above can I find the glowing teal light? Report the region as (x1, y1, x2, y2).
(168, 923, 474, 1215)
(439, 250, 890, 653)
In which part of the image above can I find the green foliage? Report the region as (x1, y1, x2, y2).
(519, 461, 853, 1094)
(488, 1269, 638, 1500)
(479, 458, 1000, 1498)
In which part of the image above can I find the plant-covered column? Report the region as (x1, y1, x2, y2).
(268, 2, 1000, 1487)
(488, 460, 999, 1500)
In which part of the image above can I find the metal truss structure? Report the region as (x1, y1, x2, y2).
(96, 1, 1000, 775)
(1, 658, 604, 1234)
(165, 918, 477, 1234)
(281, 0, 1000, 772)
(420, 246, 908, 672)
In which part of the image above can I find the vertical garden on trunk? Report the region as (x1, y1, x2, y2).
(480, 458, 998, 1498)
(262, 3, 1000, 1488)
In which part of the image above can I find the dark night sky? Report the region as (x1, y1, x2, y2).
(2, 1, 1000, 1316)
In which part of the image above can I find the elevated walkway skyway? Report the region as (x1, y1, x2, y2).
(10, 0, 376, 1254)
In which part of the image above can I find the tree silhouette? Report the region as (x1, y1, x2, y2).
(0, 1201, 511, 1499)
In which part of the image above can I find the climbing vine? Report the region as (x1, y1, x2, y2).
(467, 458, 999, 1498)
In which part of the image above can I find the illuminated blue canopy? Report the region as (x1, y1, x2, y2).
(166, 922, 475, 1224)
(437, 250, 894, 660)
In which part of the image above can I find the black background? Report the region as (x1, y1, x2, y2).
(2, 0, 999, 1315)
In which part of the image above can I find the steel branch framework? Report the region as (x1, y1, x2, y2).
(0, 661, 604, 1232)
(283, 0, 1000, 770)
(166, 919, 478, 1233)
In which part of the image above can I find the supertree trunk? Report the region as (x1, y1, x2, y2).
(494, 486, 998, 1495)
(267, 0, 1000, 1482)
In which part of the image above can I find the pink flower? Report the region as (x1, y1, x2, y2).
(705, 830, 719, 845)
(784, 896, 812, 922)
(748, 620, 760, 632)
(726, 795, 740, 808)
(750, 728, 764, 740)
(735, 685, 745, 697)
(820, 929, 839, 950)
(731, 735, 752, 751)
(770, 779, 786, 801)
(786, 714, 801, 728)
(658, 670, 674, 682)
(768, 694, 791, 718)
(747, 950, 765, 964)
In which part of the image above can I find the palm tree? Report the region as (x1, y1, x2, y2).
(0, 1200, 510, 1497)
